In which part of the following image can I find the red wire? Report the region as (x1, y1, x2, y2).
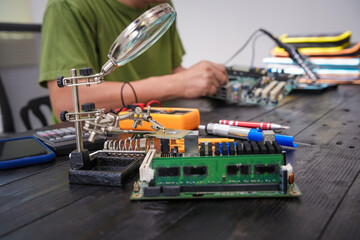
(146, 100, 161, 107)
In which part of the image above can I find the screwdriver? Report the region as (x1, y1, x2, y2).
(199, 123, 297, 147)
(219, 119, 289, 130)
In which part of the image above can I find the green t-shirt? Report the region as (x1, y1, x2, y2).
(39, 0, 185, 87)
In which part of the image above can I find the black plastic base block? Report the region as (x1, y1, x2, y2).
(69, 153, 145, 187)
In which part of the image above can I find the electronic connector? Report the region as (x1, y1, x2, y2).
(212, 66, 299, 106)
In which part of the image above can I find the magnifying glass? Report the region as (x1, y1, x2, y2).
(58, 3, 176, 88)
(57, 3, 176, 87)
(101, 3, 176, 76)
(57, 3, 177, 152)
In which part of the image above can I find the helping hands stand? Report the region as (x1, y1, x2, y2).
(58, 67, 170, 186)
(54, 3, 187, 186)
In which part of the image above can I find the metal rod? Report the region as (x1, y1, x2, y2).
(71, 68, 84, 152)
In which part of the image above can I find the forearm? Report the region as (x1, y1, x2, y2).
(172, 65, 186, 73)
(47, 74, 182, 118)
(47, 61, 228, 119)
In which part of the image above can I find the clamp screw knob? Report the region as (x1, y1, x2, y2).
(79, 67, 94, 76)
(57, 76, 64, 88)
(81, 102, 95, 112)
(60, 111, 68, 122)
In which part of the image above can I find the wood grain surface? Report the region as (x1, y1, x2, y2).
(0, 85, 359, 240)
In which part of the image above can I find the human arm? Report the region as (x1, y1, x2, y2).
(47, 60, 228, 119)
(42, 1, 228, 119)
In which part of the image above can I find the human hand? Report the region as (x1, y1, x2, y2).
(173, 60, 228, 98)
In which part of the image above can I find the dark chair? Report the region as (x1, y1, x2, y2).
(1, 23, 49, 132)
(0, 76, 15, 132)
(20, 96, 51, 130)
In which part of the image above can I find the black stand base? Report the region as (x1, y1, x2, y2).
(69, 150, 145, 187)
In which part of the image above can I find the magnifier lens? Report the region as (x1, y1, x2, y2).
(108, 3, 176, 66)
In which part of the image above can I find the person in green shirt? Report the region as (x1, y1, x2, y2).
(39, 0, 228, 122)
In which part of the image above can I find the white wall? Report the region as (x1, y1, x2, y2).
(29, 0, 48, 23)
(0, 0, 48, 132)
(172, 0, 360, 67)
(28, 0, 360, 67)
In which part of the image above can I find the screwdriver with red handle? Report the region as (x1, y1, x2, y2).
(219, 119, 289, 130)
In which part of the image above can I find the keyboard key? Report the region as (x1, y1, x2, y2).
(36, 131, 46, 136)
(33, 127, 106, 155)
(63, 134, 76, 140)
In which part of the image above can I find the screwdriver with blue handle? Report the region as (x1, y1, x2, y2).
(198, 123, 297, 148)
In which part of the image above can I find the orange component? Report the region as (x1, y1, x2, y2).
(170, 138, 235, 153)
(174, 138, 234, 145)
(289, 172, 295, 184)
(118, 107, 200, 131)
(298, 78, 360, 85)
(172, 145, 185, 153)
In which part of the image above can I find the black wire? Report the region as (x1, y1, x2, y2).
(127, 82, 138, 103)
(120, 82, 126, 107)
(250, 32, 264, 68)
(223, 29, 260, 66)
(120, 81, 138, 107)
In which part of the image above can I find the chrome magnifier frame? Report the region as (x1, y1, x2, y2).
(101, 3, 176, 76)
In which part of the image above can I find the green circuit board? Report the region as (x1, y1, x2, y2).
(152, 154, 283, 186)
(130, 184, 301, 200)
(211, 66, 299, 106)
(130, 143, 302, 200)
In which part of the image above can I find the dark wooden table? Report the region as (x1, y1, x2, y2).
(1, 85, 359, 240)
